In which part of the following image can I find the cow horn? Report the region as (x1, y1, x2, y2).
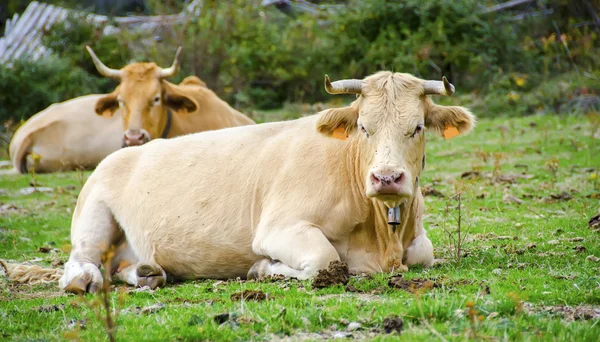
(159, 46, 183, 79)
(423, 76, 455, 96)
(324, 75, 362, 95)
(85, 46, 121, 79)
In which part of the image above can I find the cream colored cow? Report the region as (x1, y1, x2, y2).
(59, 71, 476, 293)
(9, 95, 123, 173)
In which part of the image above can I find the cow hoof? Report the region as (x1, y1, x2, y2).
(136, 264, 166, 289)
(60, 262, 103, 294)
(63, 274, 92, 295)
(247, 259, 274, 280)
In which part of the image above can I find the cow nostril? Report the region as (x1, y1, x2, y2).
(394, 173, 405, 185)
(370, 173, 381, 185)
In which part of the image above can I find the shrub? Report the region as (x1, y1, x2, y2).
(0, 57, 114, 123)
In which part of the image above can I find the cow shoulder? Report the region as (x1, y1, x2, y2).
(179, 76, 207, 88)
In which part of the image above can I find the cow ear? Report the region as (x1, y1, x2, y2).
(425, 105, 476, 137)
(95, 94, 119, 117)
(163, 83, 198, 113)
(316, 106, 359, 138)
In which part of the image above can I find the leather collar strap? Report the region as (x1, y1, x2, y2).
(161, 109, 173, 139)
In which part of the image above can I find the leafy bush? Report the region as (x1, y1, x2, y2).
(41, 13, 133, 78)
(0, 57, 112, 123)
(2, 0, 599, 120)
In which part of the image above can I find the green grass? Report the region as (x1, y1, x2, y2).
(1, 113, 599, 341)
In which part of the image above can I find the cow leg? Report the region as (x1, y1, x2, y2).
(404, 232, 434, 267)
(59, 191, 117, 294)
(248, 223, 340, 280)
(109, 237, 166, 289)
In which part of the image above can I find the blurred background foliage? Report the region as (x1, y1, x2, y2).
(1, 0, 599, 123)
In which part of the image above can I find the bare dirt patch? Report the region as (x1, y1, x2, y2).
(312, 261, 349, 289)
(523, 303, 600, 321)
(230, 290, 267, 301)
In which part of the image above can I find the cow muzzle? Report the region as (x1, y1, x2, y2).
(123, 129, 151, 147)
(367, 167, 413, 204)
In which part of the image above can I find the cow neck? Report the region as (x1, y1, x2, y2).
(161, 109, 173, 139)
(348, 135, 419, 270)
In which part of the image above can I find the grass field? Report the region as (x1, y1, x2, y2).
(1, 113, 599, 341)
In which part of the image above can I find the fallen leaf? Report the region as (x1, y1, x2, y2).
(140, 303, 165, 314)
(388, 276, 439, 292)
(461, 171, 481, 179)
(586, 255, 600, 262)
(547, 192, 573, 202)
(497, 174, 518, 184)
(421, 186, 444, 198)
(574, 245, 587, 252)
(503, 194, 523, 205)
(230, 290, 267, 302)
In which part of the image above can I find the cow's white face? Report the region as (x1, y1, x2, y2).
(317, 72, 476, 208)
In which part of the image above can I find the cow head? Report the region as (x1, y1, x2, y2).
(87, 46, 198, 147)
(317, 71, 475, 208)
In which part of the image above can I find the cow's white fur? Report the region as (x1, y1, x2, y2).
(9, 95, 123, 173)
(59, 71, 475, 293)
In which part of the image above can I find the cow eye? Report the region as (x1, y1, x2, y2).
(153, 96, 161, 104)
(359, 124, 369, 137)
(412, 124, 423, 137)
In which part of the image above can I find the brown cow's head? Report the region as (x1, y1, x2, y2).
(87, 46, 198, 147)
(317, 71, 476, 208)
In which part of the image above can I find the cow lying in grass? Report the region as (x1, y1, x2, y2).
(8, 47, 255, 173)
(57, 71, 475, 293)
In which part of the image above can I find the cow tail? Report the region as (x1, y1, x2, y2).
(0, 260, 63, 285)
(9, 132, 32, 174)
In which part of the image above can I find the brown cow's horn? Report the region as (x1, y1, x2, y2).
(159, 46, 183, 79)
(324, 75, 362, 95)
(85, 46, 121, 79)
(423, 76, 455, 96)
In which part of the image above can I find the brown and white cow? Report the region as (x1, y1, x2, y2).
(59, 71, 475, 293)
(8, 48, 255, 174)
(8, 95, 124, 174)
(86, 46, 255, 147)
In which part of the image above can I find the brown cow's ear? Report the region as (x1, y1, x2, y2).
(95, 94, 119, 117)
(163, 82, 199, 113)
(425, 105, 476, 137)
(164, 93, 198, 113)
(316, 106, 359, 138)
